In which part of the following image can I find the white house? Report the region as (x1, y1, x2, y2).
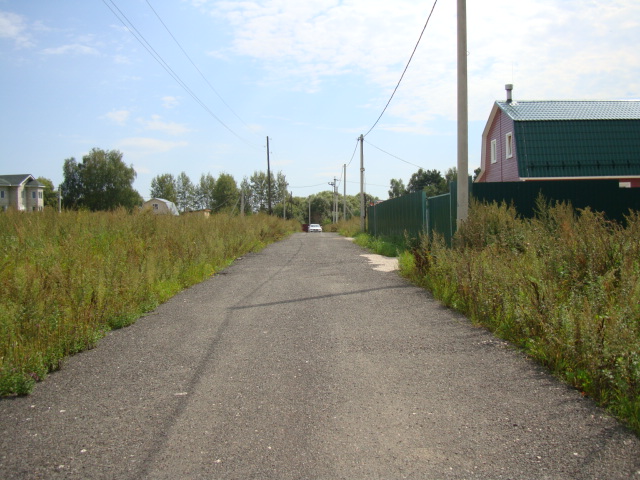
(0, 174, 45, 212)
(142, 198, 179, 215)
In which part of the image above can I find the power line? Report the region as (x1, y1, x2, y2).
(289, 182, 328, 189)
(346, 137, 360, 167)
(143, 0, 256, 135)
(364, 140, 425, 170)
(363, 0, 439, 138)
(101, 0, 260, 149)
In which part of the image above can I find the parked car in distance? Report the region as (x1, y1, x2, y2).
(308, 224, 323, 232)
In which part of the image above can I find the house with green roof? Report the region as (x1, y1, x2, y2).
(0, 174, 45, 212)
(475, 85, 640, 187)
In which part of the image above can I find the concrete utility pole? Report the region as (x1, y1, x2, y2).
(334, 177, 338, 223)
(266, 136, 272, 214)
(456, 0, 469, 224)
(359, 135, 365, 231)
(343, 163, 347, 221)
(328, 178, 336, 223)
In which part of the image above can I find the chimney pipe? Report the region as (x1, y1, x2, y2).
(505, 84, 513, 103)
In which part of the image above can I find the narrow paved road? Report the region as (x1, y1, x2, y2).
(2, 232, 639, 479)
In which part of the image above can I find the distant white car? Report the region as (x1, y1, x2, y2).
(308, 224, 323, 232)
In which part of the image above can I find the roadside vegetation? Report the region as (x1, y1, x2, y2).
(0, 209, 298, 395)
(399, 199, 640, 434)
(329, 217, 408, 257)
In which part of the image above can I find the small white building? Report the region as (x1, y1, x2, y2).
(0, 174, 45, 212)
(142, 198, 179, 215)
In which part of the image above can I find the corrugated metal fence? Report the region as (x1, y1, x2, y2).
(367, 190, 426, 238)
(367, 179, 640, 244)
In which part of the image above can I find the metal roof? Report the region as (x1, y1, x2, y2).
(0, 174, 43, 187)
(497, 100, 640, 121)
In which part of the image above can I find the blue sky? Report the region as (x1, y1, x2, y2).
(1, 0, 639, 200)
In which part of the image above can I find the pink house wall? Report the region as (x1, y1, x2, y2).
(479, 109, 520, 182)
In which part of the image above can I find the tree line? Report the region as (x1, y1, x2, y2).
(33, 147, 372, 225)
(388, 167, 458, 199)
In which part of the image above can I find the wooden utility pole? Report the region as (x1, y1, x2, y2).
(266, 136, 272, 214)
(457, 0, 469, 224)
(359, 135, 365, 231)
(343, 163, 347, 221)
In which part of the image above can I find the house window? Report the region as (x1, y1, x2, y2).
(505, 132, 513, 159)
(490, 139, 497, 164)
(0, 190, 4, 199)
(152, 203, 159, 210)
(32, 191, 36, 199)
(38, 191, 43, 199)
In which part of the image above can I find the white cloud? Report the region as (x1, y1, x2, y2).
(103, 109, 131, 125)
(41, 43, 99, 55)
(118, 137, 188, 155)
(113, 54, 131, 64)
(139, 115, 190, 136)
(0, 11, 34, 47)
(162, 96, 180, 109)
(205, 0, 640, 124)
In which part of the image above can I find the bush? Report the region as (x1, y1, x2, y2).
(401, 200, 640, 434)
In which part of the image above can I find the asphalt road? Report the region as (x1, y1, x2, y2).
(1, 232, 639, 479)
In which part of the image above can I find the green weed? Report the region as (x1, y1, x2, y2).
(0, 209, 298, 395)
(402, 200, 640, 435)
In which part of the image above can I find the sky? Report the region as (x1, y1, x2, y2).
(1, 0, 639, 201)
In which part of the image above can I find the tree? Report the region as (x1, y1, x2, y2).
(150, 173, 177, 204)
(36, 177, 58, 209)
(60, 148, 142, 210)
(247, 170, 287, 213)
(240, 177, 253, 215)
(212, 173, 239, 213)
(444, 167, 457, 185)
(175, 171, 195, 213)
(407, 168, 447, 197)
(388, 178, 407, 199)
(194, 173, 216, 210)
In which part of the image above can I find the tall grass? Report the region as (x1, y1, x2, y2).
(402, 199, 640, 434)
(0, 209, 298, 395)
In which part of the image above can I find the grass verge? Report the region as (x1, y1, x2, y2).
(399, 199, 640, 435)
(0, 209, 298, 395)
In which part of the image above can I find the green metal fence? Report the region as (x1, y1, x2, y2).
(367, 179, 640, 244)
(366, 190, 426, 239)
(472, 180, 640, 223)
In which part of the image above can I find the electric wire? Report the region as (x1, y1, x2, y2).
(365, 140, 425, 170)
(346, 137, 360, 168)
(362, 0, 439, 138)
(143, 0, 256, 135)
(101, 0, 260, 149)
(288, 182, 327, 189)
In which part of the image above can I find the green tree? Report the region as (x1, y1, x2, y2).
(36, 177, 58, 209)
(150, 173, 177, 204)
(175, 171, 195, 213)
(194, 173, 216, 210)
(444, 167, 457, 185)
(388, 178, 407, 199)
(309, 191, 333, 224)
(212, 173, 239, 213)
(407, 168, 447, 197)
(60, 148, 142, 210)
(61, 157, 83, 209)
(248, 170, 287, 213)
(239, 177, 253, 215)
